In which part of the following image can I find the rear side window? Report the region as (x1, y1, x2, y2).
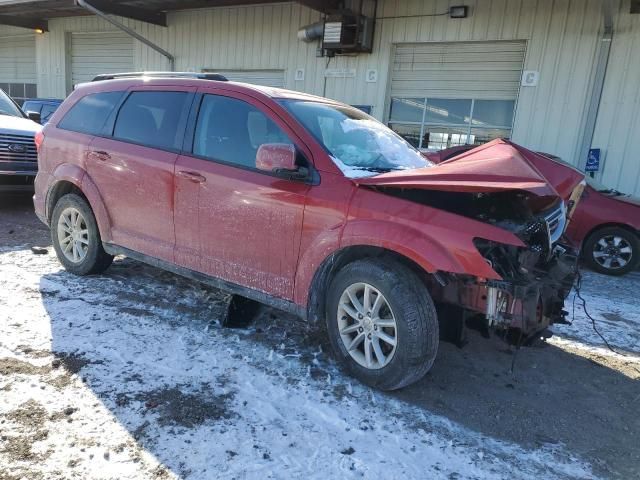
(113, 91, 190, 151)
(58, 91, 124, 135)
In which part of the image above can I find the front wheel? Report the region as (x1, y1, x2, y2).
(51, 193, 114, 275)
(325, 258, 439, 391)
(583, 226, 639, 276)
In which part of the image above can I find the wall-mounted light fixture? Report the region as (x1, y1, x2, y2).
(34, 28, 45, 34)
(449, 6, 469, 18)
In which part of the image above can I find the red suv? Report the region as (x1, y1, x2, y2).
(34, 74, 584, 390)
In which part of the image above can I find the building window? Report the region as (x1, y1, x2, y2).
(0, 83, 37, 106)
(388, 97, 515, 151)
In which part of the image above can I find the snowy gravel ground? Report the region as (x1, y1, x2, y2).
(1, 198, 639, 479)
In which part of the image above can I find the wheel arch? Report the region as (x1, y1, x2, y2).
(46, 166, 113, 242)
(305, 245, 433, 324)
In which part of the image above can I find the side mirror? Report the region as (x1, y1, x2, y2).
(256, 143, 307, 179)
(26, 111, 42, 124)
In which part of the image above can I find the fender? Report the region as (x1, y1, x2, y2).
(340, 219, 502, 280)
(48, 164, 113, 243)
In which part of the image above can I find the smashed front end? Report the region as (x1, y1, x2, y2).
(356, 139, 586, 343)
(446, 199, 578, 341)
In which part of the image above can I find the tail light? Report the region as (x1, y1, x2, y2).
(34, 130, 44, 153)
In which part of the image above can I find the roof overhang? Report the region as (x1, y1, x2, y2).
(0, 0, 340, 31)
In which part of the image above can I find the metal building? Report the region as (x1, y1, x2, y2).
(0, 0, 638, 194)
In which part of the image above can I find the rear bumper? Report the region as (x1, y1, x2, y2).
(33, 171, 50, 226)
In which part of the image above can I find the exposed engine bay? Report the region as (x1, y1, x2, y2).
(373, 187, 580, 344)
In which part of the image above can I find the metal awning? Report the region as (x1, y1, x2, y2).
(0, 0, 339, 31)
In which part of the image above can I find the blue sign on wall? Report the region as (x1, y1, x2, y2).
(586, 148, 601, 172)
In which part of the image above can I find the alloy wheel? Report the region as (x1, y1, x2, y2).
(57, 207, 89, 263)
(337, 282, 398, 370)
(592, 235, 633, 270)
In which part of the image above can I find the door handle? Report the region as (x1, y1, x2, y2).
(177, 170, 206, 183)
(88, 150, 111, 161)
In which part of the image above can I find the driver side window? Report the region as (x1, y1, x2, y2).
(193, 94, 293, 169)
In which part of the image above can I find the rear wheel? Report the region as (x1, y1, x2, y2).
(325, 258, 438, 391)
(51, 193, 113, 275)
(583, 226, 639, 276)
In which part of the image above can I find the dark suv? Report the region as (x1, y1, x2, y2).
(22, 98, 63, 125)
(34, 73, 584, 390)
(0, 89, 41, 192)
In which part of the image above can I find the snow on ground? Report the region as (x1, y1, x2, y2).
(0, 246, 637, 479)
(550, 269, 640, 363)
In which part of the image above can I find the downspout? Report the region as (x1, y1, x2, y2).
(576, 0, 613, 171)
(75, 0, 175, 71)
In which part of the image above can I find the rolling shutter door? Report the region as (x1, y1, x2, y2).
(0, 35, 37, 102)
(390, 41, 526, 101)
(0, 35, 36, 84)
(71, 32, 134, 86)
(208, 70, 286, 88)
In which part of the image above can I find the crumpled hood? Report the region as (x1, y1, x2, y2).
(0, 114, 41, 135)
(356, 139, 584, 200)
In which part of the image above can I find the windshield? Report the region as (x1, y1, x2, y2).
(280, 100, 433, 178)
(0, 89, 25, 118)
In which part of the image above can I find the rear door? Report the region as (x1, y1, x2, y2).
(87, 87, 193, 260)
(173, 91, 312, 300)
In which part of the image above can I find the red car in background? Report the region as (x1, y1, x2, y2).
(428, 147, 640, 276)
(566, 177, 640, 276)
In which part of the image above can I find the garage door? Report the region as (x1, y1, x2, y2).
(71, 32, 134, 87)
(0, 34, 37, 104)
(204, 69, 285, 88)
(388, 41, 526, 150)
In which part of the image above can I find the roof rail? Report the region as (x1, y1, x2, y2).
(91, 72, 228, 82)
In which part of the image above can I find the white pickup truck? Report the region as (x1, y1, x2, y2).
(0, 89, 41, 192)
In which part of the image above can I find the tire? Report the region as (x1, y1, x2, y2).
(50, 193, 113, 275)
(583, 226, 639, 276)
(325, 258, 439, 391)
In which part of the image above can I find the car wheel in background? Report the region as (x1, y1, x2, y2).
(325, 258, 439, 391)
(51, 193, 114, 275)
(583, 226, 639, 276)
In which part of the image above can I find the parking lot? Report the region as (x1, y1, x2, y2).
(1, 193, 639, 480)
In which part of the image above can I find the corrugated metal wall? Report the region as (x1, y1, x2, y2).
(1, 0, 639, 194)
(591, 7, 640, 196)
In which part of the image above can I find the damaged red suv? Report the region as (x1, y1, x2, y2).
(34, 73, 585, 390)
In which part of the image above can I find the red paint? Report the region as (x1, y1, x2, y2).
(255, 143, 297, 172)
(369, 139, 583, 199)
(34, 78, 574, 315)
(566, 184, 640, 247)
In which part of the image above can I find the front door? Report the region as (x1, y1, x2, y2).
(87, 89, 193, 260)
(174, 92, 311, 300)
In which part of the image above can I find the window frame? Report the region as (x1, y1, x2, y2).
(104, 88, 196, 154)
(57, 91, 126, 136)
(387, 97, 516, 150)
(182, 90, 318, 185)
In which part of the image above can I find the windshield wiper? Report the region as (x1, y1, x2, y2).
(351, 166, 401, 173)
(598, 188, 624, 196)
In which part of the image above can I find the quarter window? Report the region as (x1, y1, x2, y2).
(193, 94, 293, 168)
(113, 91, 190, 150)
(388, 97, 516, 151)
(58, 91, 124, 135)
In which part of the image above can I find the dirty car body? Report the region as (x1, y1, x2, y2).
(33, 76, 584, 389)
